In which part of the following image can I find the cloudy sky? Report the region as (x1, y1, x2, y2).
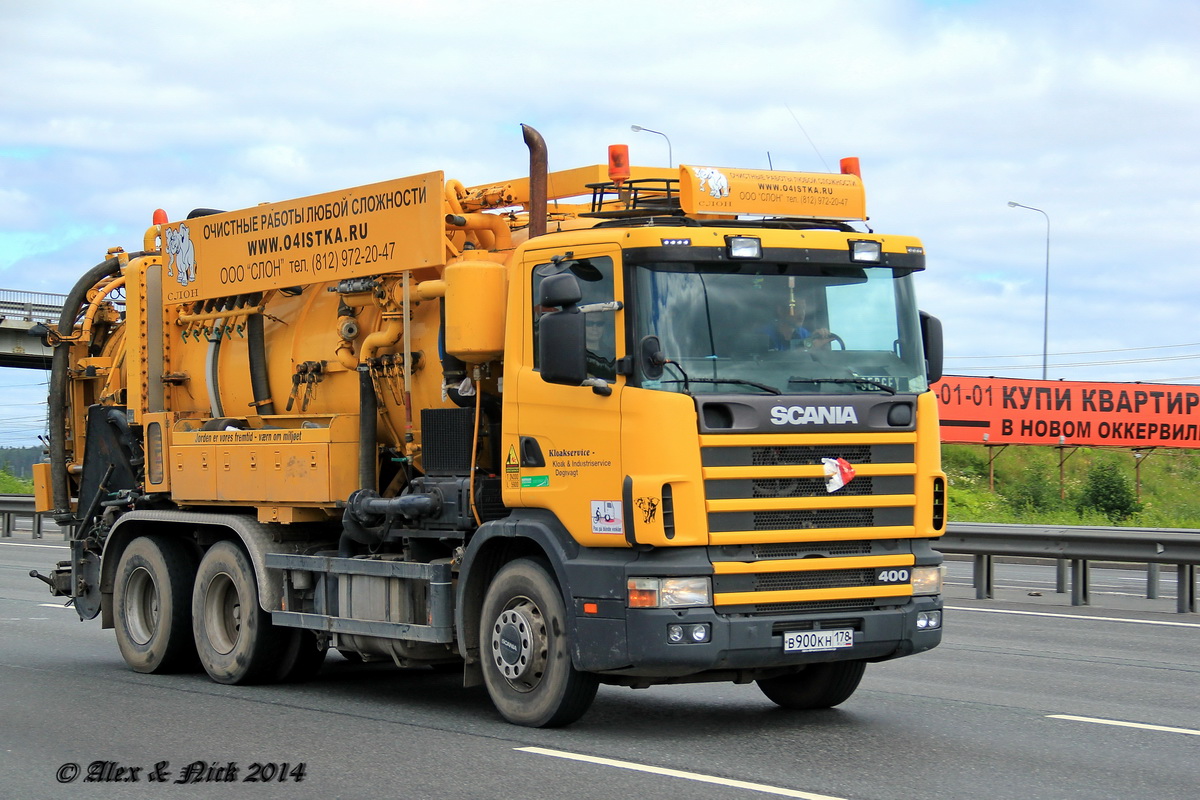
(1, 0, 1197, 447)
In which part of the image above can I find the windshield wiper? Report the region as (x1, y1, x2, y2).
(787, 377, 897, 394)
(662, 377, 782, 395)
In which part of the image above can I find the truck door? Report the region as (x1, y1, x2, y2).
(508, 245, 627, 548)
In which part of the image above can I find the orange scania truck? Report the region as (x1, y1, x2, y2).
(33, 126, 946, 726)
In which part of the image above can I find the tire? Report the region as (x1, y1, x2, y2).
(274, 629, 327, 683)
(113, 535, 199, 673)
(757, 660, 866, 710)
(479, 558, 599, 727)
(192, 540, 286, 685)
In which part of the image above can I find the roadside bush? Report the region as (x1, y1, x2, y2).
(1076, 462, 1141, 523)
(999, 458, 1059, 512)
(0, 468, 33, 494)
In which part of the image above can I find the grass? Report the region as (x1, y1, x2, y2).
(943, 443, 1200, 528)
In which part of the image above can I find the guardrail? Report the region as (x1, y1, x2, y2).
(938, 523, 1198, 614)
(0, 494, 47, 539)
(0, 289, 67, 325)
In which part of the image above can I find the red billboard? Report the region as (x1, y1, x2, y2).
(935, 376, 1200, 448)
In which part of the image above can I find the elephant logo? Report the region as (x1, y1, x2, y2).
(165, 223, 197, 287)
(635, 496, 659, 524)
(692, 167, 730, 199)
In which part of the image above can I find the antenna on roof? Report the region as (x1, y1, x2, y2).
(784, 105, 830, 172)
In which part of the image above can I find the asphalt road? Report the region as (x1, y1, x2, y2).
(2, 536, 1197, 800)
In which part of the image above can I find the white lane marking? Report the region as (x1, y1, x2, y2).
(517, 746, 846, 800)
(0, 540, 67, 549)
(39, 603, 73, 610)
(946, 605, 1200, 629)
(1048, 714, 1200, 737)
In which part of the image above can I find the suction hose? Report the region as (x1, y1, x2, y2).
(246, 308, 275, 415)
(49, 254, 143, 521)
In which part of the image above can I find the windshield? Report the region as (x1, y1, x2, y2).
(631, 261, 928, 395)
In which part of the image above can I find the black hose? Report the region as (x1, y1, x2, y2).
(246, 311, 275, 415)
(341, 372, 381, 557)
(358, 367, 377, 492)
(49, 254, 143, 520)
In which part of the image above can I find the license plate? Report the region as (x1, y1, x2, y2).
(783, 628, 854, 653)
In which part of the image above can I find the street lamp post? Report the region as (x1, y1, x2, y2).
(1007, 201, 1051, 380)
(630, 125, 672, 167)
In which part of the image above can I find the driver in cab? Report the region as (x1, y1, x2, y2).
(764, 296, 834, 351)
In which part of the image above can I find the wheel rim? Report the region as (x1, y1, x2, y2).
(489, 598, 547, 692)
(202, 571, 242, 656)
(123, 566, 159, 646)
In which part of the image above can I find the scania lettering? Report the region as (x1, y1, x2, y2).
(770, 405, 860, 426)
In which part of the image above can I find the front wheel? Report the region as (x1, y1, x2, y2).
(757, 660, 866, 709)
(192, 540, 286, 685)
(479, 558, 598, 727)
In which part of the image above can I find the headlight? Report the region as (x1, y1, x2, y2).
(849, 239, 882, 263)
(725, 236, 762, 259)
(911, 565, 943, 595)
(627, 577, 712, 608)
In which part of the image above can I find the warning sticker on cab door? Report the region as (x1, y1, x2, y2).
(591, 501, 624, 534)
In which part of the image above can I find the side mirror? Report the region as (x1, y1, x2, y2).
(539, 307, 588, 386)
(920, 311, 943, 384)
(639, 335, 665, 381)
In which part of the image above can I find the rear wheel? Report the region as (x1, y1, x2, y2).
(479, 558, 598, 727)
(113, 535, 199, 673)
(275, 629, 327, 682)
(757, 661, 866, 709)
(192, 540, 286, 685)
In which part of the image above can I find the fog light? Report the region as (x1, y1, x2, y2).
(668, 624, 684, 643)
(689, 624, 710, 643)
(916, 610, 942, 630)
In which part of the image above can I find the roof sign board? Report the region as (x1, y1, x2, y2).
(678, 165, 866, 220)
(159, 172, 446, 304)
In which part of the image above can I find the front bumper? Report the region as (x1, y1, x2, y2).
(574, 595, 942, 678)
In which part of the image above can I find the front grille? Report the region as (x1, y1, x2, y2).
(703, 435, 917, 617)
(754, 508, 875, 530)
(752, 445, 873, 466)
(752, 568, 875, 592)
(752, 476, 873, 498)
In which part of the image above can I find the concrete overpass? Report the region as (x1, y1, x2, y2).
(0, 289, 65, 369)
